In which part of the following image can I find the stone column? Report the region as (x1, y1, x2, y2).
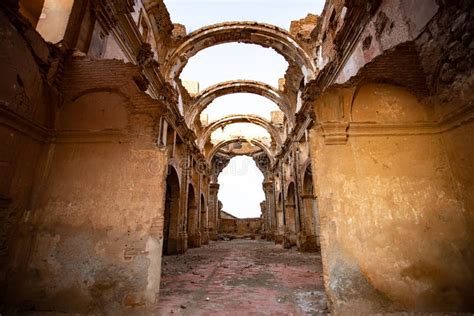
(187, 205, 200, 248)
(275, 186, 284, 245)
(300, 194, 319, 251)
(260, 201, 267, 238)
(275, 208, 284, 245)
(284, 202, 297, 249)
(200, 202, 209, 245)
(263, 181, 275, 241)
(177, 155, 191, 253)
(208, 183, 219, 241)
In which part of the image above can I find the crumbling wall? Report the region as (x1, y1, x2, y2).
(2, 58, 169, 313)
(336, 0, 439, 83)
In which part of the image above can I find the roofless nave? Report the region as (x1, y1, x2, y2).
(0, 0, 473, 314)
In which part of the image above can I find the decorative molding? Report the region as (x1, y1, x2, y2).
(320, 121, 349, 145)
(136, 43, 154, 66)
(133, 74, 150, 92)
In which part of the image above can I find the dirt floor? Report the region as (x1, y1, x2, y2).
(158, 239, 328, 315)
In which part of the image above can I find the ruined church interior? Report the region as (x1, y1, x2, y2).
(0, 0, 473, 314)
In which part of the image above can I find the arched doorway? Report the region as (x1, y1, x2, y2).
(163, 166, 180, 255)
(301, 164, 319, 251)
(285, 182, 297, 248)
(187, 184, 200, 248)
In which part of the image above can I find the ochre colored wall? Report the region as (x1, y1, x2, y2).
(310, 83, 474, 313)
(4, 89, 168, 312)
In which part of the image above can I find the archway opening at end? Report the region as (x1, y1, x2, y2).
(217, 156, 265, 219)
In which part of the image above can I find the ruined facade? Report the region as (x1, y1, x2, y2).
(0, 0, 473, 314)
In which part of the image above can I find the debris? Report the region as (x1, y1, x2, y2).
(205, 297, 210, 301)
(180, 305, 186, 309)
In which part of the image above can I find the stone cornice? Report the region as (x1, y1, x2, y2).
(320, 121, 349, 145)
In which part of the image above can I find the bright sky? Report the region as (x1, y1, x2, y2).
(164, 0, 324, 218)
(202, 93, 279, 123)
(218, 156, 265, 218)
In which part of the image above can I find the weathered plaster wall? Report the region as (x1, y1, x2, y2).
(7, 139, 167, 313)
(2, 55, 170, 313)
(309, 83, 474, 313)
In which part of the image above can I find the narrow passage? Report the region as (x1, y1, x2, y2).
(158, 240, 327, 315)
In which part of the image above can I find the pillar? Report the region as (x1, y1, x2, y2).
(200, 199, 209, 245)
(284, 203, 297, 249)
(208, 183, 219, 241)
(263, 181, 275, 241)
(299, 194, 320, 251)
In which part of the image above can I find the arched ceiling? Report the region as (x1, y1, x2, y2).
(186, 80, 294, 129)
(198, 114, 282, 149)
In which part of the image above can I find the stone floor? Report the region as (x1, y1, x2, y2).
(158, 239, 328, 315)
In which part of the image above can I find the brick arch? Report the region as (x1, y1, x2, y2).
(197, 114, 282, 150)
(185, 80, 294, 129)
(163, 22, 316, 86)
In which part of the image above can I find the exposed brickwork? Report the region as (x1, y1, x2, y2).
(60, 58, 162, 110)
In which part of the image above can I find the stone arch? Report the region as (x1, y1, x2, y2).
(206, 137, 273, 164)
(163, 22, 316, 85)
(186, 80, 294, 128)
(187, 183, 199, 248)
(197, 114, 282, 149)
(163, 165, 180, 255)
(350, 83, 430, 123)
